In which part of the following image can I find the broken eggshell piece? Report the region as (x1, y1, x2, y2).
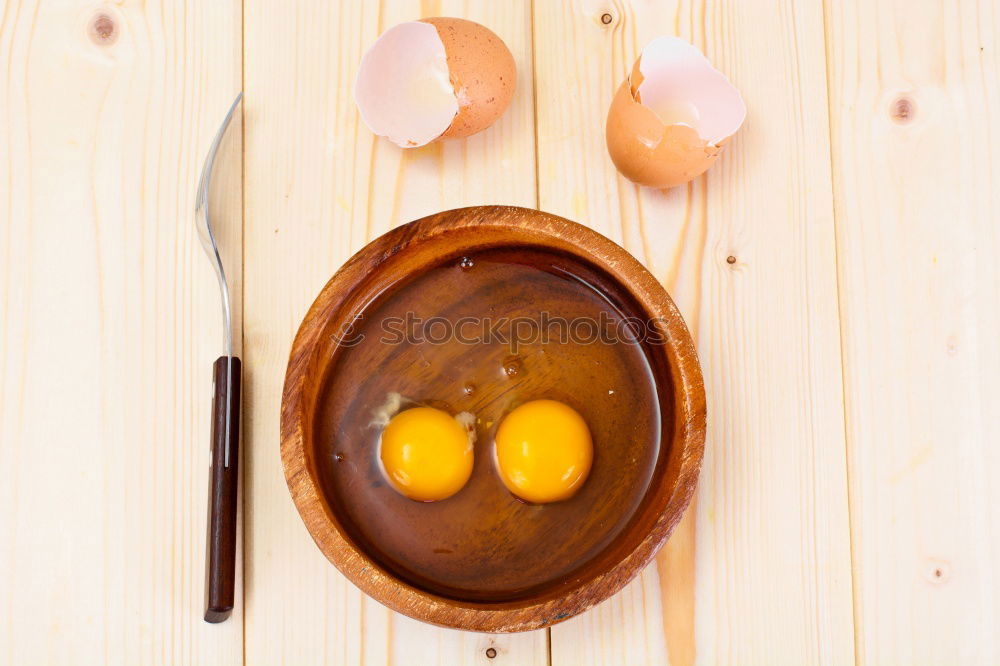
(606, 37, 746, 188)
(354, 18, 516, 148)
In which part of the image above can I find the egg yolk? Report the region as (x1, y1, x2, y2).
(494, 400, 593, 504)
(379, 407, 474, 502)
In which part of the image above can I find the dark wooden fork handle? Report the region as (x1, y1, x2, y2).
(205, 355, 241, 623)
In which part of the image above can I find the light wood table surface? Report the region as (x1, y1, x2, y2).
(2, 1, 999, 664)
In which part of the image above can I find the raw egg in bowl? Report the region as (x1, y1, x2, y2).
(281, 206, 705, 632)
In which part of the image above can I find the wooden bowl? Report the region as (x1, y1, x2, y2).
(281, 206, 705, 632)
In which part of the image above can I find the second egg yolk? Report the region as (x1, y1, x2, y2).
(379, 407, 474, 502)
(494, 399, 593, 504)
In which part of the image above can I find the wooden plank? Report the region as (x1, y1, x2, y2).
(532, 1, 855, 663)
(241, 1, 546, 663)
(0, 0, 244, 664)
(825, 1, 1000, 662)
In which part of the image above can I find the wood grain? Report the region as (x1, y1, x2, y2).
(6, 0, 1000, 662)
(532, 1, 855, 663)
(0, 0, 243, 663)
(242, 1, 546, 663)
(825, 1, 1000, 662)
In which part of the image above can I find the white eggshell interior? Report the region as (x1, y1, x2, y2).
(354, 21, 459, 148)
(634, 37, 746, 145)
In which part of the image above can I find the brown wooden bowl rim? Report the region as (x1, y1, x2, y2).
(280, 205, 706, 632)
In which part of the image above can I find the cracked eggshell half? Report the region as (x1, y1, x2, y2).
(606, 37, 746, 188)
(354, 17, 516, 148)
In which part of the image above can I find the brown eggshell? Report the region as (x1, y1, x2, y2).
(421, 17, 516, 139)
(629, 57, 644, 96)
(605, 81, 727, 189)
